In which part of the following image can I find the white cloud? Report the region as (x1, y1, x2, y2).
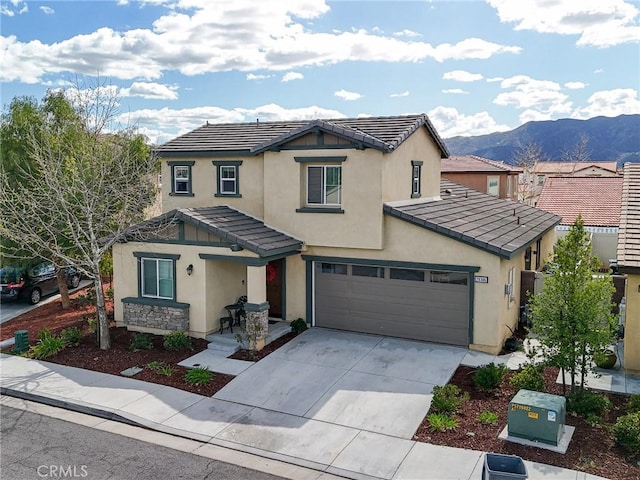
(572, 88, 640, 118)
(428, 106, 512, 137)
(594, 68, 604, 74)
(0, 0, 522, 83)
(40, 6, 54, 15)
(120, 81, 179, 100)
(1, 0, 27, 16)
(246, 73, 271, 81)
(494, 75, 572, 117)
(393, 29, 421, 37)
(488, 0, 640, 47)
(443, 70, 483, 82)
(486, 77, 504, 82)
(442, 88, 468, 94)
(118, 103, 346, 145)
(390, 90, 410, 97)
(334, 89, 363, 101)
(564, 81, 587, 89)
(282, 71, 303, 82)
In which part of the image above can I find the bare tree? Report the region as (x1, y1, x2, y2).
(561, 134, 591, 173)
(0, 84, 159, 349)
(512, 140, 548, 205)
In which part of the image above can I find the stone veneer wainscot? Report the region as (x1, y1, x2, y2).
(122, 298, 190, 331)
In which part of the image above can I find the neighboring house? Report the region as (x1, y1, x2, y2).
(616, 162, 640, 374)
(520, 161, 619, 206)
(536, 176, 623, 268)
(112, 115, 560, 355)
(441, 155, 520, 199)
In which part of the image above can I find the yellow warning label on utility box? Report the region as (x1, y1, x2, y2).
(528, 412, 539, 420)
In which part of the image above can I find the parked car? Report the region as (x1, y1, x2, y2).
(0, 261, 81, 304)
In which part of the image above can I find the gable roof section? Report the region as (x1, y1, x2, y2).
(536, 176, 623, 227)
(123, 206, 303, 257)
(442, 155, 520, 173)
(533, 161, 618, 175)
(156, 114, 449, 158)
(384, 180, 561, 259)
(617, 163, 640, 272)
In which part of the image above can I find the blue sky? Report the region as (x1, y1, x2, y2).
(1, 0, 639, 144)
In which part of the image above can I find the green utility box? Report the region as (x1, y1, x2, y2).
(508, 389, 566, 446)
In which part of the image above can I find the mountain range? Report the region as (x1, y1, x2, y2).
(444, 114, 640, 166)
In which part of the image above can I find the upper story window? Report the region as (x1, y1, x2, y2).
(213, 161, 242, 197)
(506, 176, 512, 198)
(537, 175, 545, 186)
(411, 161, 423, 198)
(307, 165, 342, 206)
(168, 161, 195, 196)
(487, 176, 499, 196)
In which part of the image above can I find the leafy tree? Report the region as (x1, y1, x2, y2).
(529, 216, 616, 394)
(0, 83, 160, 349)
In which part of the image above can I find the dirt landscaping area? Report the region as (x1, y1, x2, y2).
(2, 293, 638, 479)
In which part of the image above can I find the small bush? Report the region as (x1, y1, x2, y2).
(183, 367, 213, 386)
(60, 327, 83, 347)
(290, 318, 308, 334)
(146, 361, 177, 376)
(163, 331, 192, 351)
(129, 333, 154, 351)
(473, 363, 507, 391)
(611, 412, 640, 459)
(477, 411, 499, 425)
(567, 390, 612, 418)
(509, 364, 545, 392)
(30, 331, 66, 359)
(86, 317, 97, 334)
(427, 413, 459, 432)
(627, 394, 640, 414)
(431, 384, 469, 414)
(146, 361, 164, 370)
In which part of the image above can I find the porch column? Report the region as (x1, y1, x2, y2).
(245, 265, 270, 351)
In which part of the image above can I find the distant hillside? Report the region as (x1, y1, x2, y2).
(444, 115, 640, 166)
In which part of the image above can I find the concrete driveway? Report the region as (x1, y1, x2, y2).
(214, 328, 467, 439)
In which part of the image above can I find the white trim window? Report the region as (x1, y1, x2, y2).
(142, 258, 174, 299)
(307, 165, 342, 206)
(219, 165, 237, 194)
(487, 176, 499, 196)
(173, 165, 190, 193)
(412, 165, 421, 195)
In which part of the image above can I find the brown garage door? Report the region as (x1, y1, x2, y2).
(314, 262, 469, 346)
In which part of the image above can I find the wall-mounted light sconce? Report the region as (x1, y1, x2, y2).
(229, 244, 244, 252)
(186, 264, 193, 276)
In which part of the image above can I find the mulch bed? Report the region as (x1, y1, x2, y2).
(413, 365, 639, 480)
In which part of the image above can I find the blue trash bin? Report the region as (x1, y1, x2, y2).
(483, 453, 528, 480)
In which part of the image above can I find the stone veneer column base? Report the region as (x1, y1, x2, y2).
(244, 302, 270, 351)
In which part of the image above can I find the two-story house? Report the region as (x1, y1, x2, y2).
(112, 115, 560, 355)
(441, 155, 520, 199)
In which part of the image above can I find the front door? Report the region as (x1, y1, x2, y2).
(266, 258, 284, 318)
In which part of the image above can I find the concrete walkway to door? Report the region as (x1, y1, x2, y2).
(213, 328, 467, 439)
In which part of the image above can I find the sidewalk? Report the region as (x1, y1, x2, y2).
(1, 353, 609, 480)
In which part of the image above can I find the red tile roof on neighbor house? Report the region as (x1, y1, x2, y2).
(441, 155, 520, 173)
(532, 161, 618, 175)
(536, 176, 624, 227)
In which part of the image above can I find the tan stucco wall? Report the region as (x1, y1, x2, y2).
(263, 148, 385, 249)
(623, 273, 640, 374)
(160, 156, 265, 219)
(382, 127, 442, 201)
(284, 254, 307, 321)
(113, 242, 256, 337)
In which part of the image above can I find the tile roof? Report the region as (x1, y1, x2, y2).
(155, 114, 449, 158)
(124, 206, 303, 257)
(384, 180, 561, 258)
(441, 155, 520, 173)
(617, 163, 640, 271)
(532, 161, 618, 175)
(536, 176, 623, 227)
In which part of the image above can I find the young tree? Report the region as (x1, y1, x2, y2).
(0, 84, 159, 349)
(529, 217, 616, 394)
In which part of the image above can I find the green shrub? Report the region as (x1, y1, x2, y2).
(611, 412, 640, 459)
(627, 394, 640, 414)
(30, 331, 66, 359)
(86, 317, 97, 334)
(147, 361, 177, 376)
(146, 361, 164, 370)
(129, 333, 154, 351)
(290, 318, 308, 334)
(566, 390, 612, 418)
(60, 326, 83, 347)
(431, 384, 469, 414)
(427, 413, 458, 432)
(509, 364, 545, 392)
(473, 363, 507, 391)
(163, 331, 192, 351)
(477, 411, 499, 425)
(183, 367, 213, 386)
